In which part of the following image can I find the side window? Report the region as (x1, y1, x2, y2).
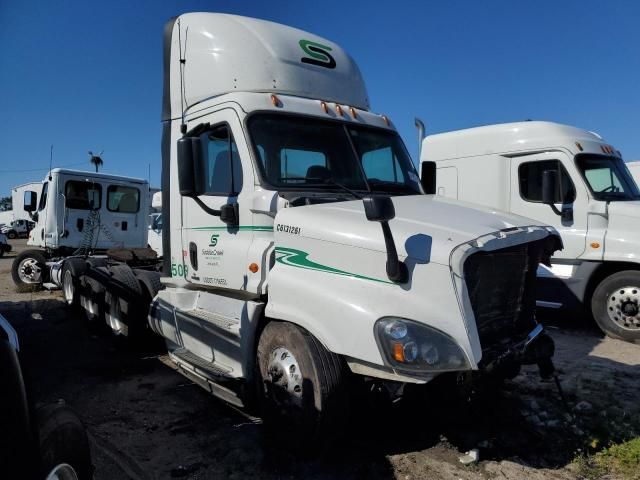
(519, 160, 576, 203)
(65, 181, 102, 210)
(38, 182, 48, 211)
(107, 185, 140, 213)
(361, 146, 405, 183)
(199, 125, 243, 196)
(280, 149, 327, 182)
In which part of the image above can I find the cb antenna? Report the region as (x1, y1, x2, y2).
(178, 19, 189, 134)
(48, 144, 53, 180)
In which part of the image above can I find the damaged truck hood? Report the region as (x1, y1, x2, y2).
(275, 195, 554, 266)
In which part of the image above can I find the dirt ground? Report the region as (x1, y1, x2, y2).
(1, 239, 639, 480)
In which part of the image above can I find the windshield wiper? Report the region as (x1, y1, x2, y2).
(279, 176, 363, 199)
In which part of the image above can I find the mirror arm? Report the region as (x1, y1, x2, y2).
(190, 195, 221, 217)
(380, 221, 408, 283)
(547, 203, 562, 216)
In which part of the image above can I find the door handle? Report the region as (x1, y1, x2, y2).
(189, 242, 198, 271)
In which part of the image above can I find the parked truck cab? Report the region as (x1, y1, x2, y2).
(422, 121, 640, 342)
(12, 168, 150, 286)
(143, 13, 562, 438)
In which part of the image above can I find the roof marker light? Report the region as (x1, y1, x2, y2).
(336, 104, 344, 116)
(270, 94, 281, 107)
(320, 101, 329, 113)
(601, 145, 607, 153)
(382, 115, 390, 126)
(349, 107, 357, 118)
(575, 142, 583, 151)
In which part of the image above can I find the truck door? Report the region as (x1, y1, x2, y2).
(510, 151, 589, 260)
(177, 109, 254, 363)
(180, 109, 252, 291)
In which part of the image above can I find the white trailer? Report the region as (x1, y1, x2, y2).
(626, 160, 640, 186)
(421, 121, 640, 342)
(56, 13, 562, 441)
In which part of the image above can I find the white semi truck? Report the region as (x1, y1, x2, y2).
(627, 160, 640, 186)
(36, 13, 563, 439)
(421, 121, 640, 342)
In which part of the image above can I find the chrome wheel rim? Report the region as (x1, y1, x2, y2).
(63, 270, 74, 304)
(18, 257, 42, 284)
(266, 347, 303, 406)
(46, 463, 79, 480)
(607, 286, 640, 331)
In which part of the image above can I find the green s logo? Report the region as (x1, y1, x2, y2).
(299, 39, 336, 69)
(209, 234, 219, 247)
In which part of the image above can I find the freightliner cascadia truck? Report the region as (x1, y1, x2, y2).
(421, 121, 640, 343)
(22, 14, 563, 440)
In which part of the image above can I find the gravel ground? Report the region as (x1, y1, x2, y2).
(1, 239, 639, 479)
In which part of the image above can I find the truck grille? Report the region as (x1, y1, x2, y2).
(463, 242, 540, 356)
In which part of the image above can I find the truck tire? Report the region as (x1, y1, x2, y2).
(11, 250, 47, 287)
(105, 265, 143, 338)
(0, 339, 36, 478)
(62, 258, 87, 309)
(7, 230, 17, 239)
(591, 270, 640, 343)
(256, 321, 348, 447)
(135, 270, 163, 298)
(36, 404, 93, 480)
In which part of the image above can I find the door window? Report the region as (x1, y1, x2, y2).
(198, 125, 243, 196)
(518, 160, 576, 203)
(107, 185, 140, 213)
(65, 181, 102, 210)
(38, 182, 48, 211)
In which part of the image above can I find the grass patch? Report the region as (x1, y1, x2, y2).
(575, 437, 640, 479)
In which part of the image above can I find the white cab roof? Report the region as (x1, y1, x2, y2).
(422, 121, 611, 161)
(50, 168, 147, 185)
(165, 13, 369, 121)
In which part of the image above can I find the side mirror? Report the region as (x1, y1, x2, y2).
(220, 203, 239, 226)
(541, 170, 559, 205)
(177, 137, 201, 196)
(23, 191, 37, 212)
(363, 196, 407, 283)
(420, 161, 437, 195)
(363, 196, 395, 222)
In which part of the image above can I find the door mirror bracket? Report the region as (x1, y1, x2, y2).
(363, 196, 408, 283)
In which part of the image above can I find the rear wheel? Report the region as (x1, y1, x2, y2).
(105, 265, 143, 338)
(36, 404, 92, 480)
(62, 259, 86, 310)
(256, 321, 348, 447)
(7, 230, 16, 239)
(11, 250, 47, 287)
(592, 270, 640, 343)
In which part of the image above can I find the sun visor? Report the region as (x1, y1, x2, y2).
(163, 13, 370, 121)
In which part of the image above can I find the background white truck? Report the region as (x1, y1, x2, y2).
(421, 121, 640, 342)
(12, 168, 155, 287)
(626, 160, 640, 186)
(36, 13, 563, 441)
(1, 219, 35, 239)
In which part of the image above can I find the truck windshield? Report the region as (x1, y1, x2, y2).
(576, 154, 640, 201)
(247, 114, 422, 196)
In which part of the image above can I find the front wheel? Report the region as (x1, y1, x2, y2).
(11, 250, 47, 287)
(256, 321, 348, 447)
(7, 230, 16, 239)
(591, 270, 640, 343)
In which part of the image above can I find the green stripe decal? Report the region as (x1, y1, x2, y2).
(275, 247, 392, 284)
(188, 226, 273, 231)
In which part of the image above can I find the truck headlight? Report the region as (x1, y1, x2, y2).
(374, 318, 470, 372)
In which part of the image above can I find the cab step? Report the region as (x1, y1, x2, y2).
(42, 282, 60, 291)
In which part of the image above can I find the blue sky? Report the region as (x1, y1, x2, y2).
(1, 0, 639, 197)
